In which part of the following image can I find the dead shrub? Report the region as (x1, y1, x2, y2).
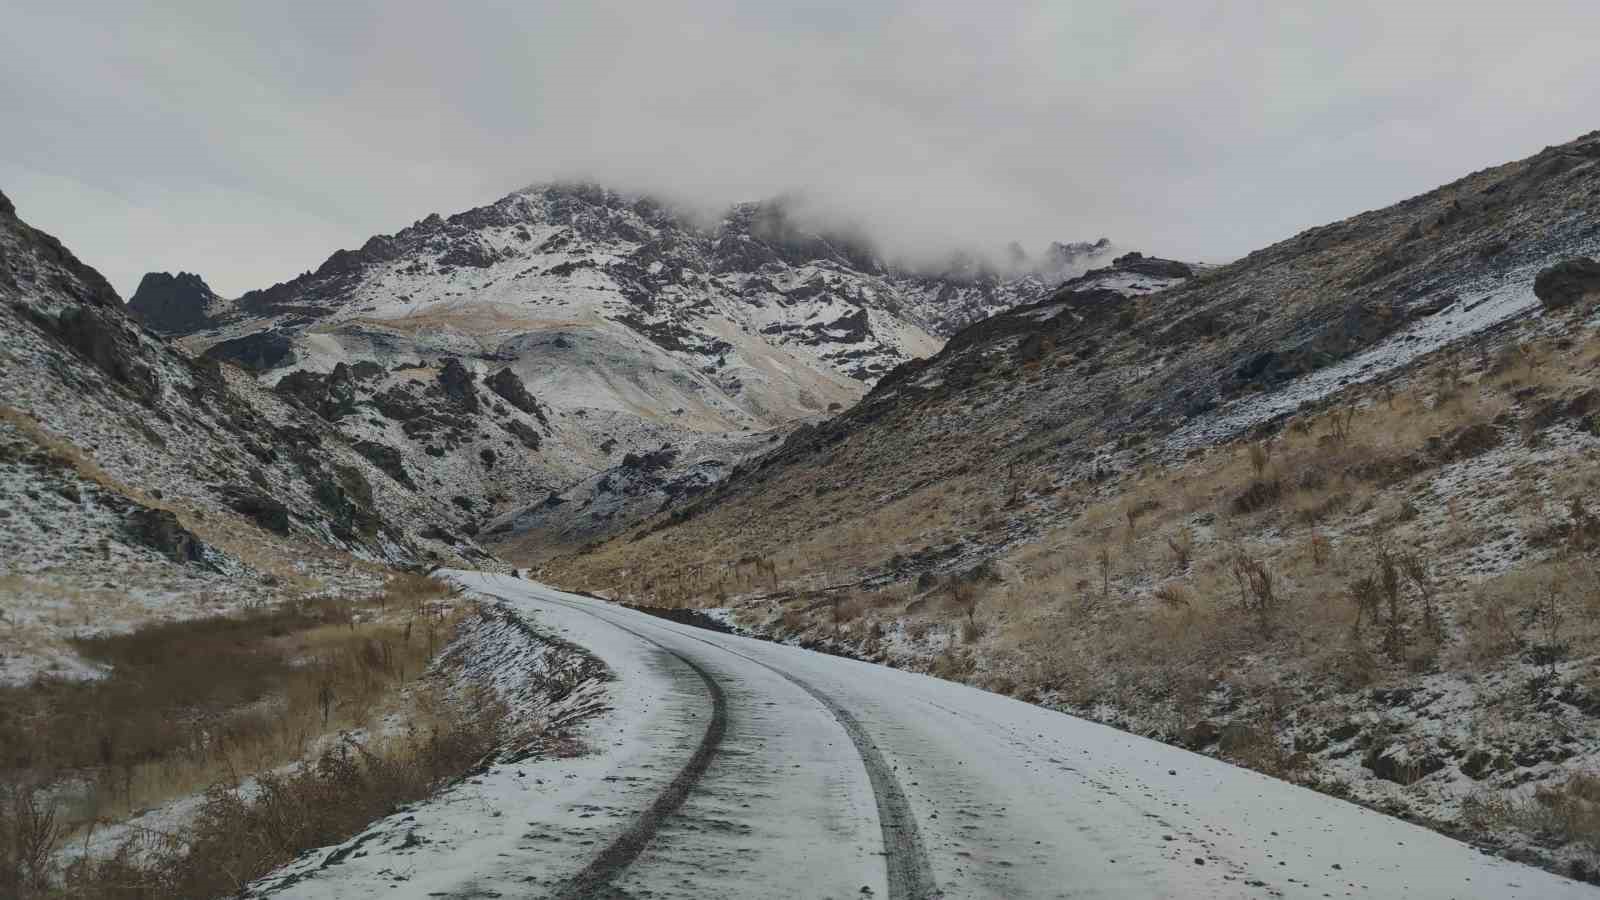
(1229, 552, 1281, 633)
(0, 783, 61, 894)
(944, 575, 980, 625)
(1231, 478, 1283, 514)
(959, 618, 987, 644)
(1165, 527, 1194, 572)
(1153, 583, 1190, 608)
(1464, 773, 1600, 855)
(1248, 440, 1273, 478)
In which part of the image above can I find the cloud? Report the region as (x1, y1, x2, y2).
(3, 0, 1597, 296)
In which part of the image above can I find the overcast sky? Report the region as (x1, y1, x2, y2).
(3, 1, 1598, 298)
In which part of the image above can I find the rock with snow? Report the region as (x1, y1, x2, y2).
(1534, 256, 1600, 309)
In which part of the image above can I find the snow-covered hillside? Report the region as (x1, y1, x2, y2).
(149, 186, 1154, 555)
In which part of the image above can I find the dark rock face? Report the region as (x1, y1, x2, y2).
(487, 367, 547, 424)
(503, 418, 541, 450)
(204, 331, 297, 373)
(126, 271, 218, 334)
(273, 364, 358, 421)
(310, 464, 382, 543)
(46, 306, 160, 402)
(437, 357, 479, 412)
(1534, 257, 1600, 310)
(223, 487, 292, 534)
(352, 439, 416, 490)
(621, 445, 679, 473)
(124, 506, 211, 567)
(372, 385, 427, 421)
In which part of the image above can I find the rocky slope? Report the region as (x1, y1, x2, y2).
(553, 130, 1600, 584)
(540, 130, 1600, 877)
(0, 189, 489, 683)
(142, 186, 1142, 558)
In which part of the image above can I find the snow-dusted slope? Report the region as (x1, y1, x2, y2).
(253, 573, 1594, 899)
(0, 189, 494, 683)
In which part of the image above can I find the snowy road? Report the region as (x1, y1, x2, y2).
(261, 573, 1596, 899)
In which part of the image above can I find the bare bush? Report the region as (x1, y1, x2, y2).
(1248, 440, 1273, 478)
(1153, 583, 1190, 608)
(1229, 552, 1280, 634)
(1464, 773, 1600, 857)
(1166, 527, 1194, 572)
(0, 784, 61, 894)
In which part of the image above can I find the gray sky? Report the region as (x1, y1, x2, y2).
(3, 1, 1597, 298)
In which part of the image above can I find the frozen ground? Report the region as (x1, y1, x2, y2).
(252, 573, 1597, 898)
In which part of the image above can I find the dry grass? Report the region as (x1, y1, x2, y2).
(0, 575, 472, 898)
(1464, 772, 1600, 866)
(0, 577, 456, 831)
(25, 683, 502, 899)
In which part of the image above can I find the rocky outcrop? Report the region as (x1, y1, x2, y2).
(126, 271, 219, 334)
(352, 439, 416, 490)
(437, 357, 479, 412)
(124, 506, 212, 567)
(1534, 257, 1600, 310)
(203, 330, 296, 373)
(273, 364, 358, 421)
(223, 487, 292, 534)
(42, 306, 161, 403)
(487, 367, 548, 424)
(1111, 252, 1194, 279)
(503, 418, 541, 450)
(0, 190, 123, 311)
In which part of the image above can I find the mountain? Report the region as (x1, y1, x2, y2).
(142, 185, 1151, 558)
(551, 132, 1600, 584)
(0, 189, 491, 682)
(125, 270, 224, 334)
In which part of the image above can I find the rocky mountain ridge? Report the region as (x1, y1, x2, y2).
(139, 184, 1165, 558)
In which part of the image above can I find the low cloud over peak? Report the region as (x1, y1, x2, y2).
(4, 1, 1598, 297)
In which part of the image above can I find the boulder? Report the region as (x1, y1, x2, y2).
(124, 506, 212, 567)
(1183, 720, 1221, 750)
(1533, 257, 1600, 310)
(503, 418, 541, 450)
(1363, 742, 1446, 785)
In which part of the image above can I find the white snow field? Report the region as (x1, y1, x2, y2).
(252, 573, 1597, 899)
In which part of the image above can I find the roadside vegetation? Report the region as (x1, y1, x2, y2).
(0, 573, 505, 898)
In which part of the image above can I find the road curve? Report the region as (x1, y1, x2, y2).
(264, 572, 1598, 899)
(455, 574, 1598, 900)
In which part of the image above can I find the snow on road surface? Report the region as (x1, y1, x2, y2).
(254, 573, 1596, 899)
